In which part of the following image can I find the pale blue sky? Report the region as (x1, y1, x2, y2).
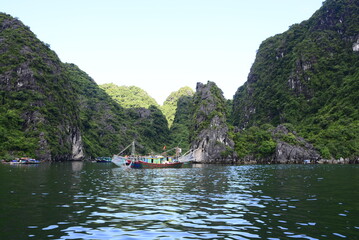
(2, 0, 324, 104)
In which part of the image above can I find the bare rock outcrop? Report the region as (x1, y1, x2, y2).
(271, 125, 321, 164)
(191, 82, 235, 163)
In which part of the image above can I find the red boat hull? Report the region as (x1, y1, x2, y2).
(131, 161, 183, 169)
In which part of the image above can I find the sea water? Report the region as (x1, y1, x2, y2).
(0, 162, 358, 239)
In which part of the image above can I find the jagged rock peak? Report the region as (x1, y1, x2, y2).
(191, 81, 235, 163)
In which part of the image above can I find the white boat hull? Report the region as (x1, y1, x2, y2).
(111, 155, 127, 167)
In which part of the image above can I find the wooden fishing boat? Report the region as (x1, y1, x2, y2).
(112, 155, 183, 169)
(128, 156, 183, 169)
(111, 141, 191, 169)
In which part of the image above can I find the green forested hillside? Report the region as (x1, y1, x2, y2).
(161, 86, 194, 128)
(98, 83, 174, 153)
(100, 85, 196, 153)
(0, 13, 170, 160)
(0, 13, 82, 160)
(232, 0, 359, 159)
(100, 83, 159, 109)
(167, 94, 194, 152)
(64, 64, 132, 157)
(126, 105, 170, 154)
(98, 83, 170, 154)
(1, 0, 358, 162)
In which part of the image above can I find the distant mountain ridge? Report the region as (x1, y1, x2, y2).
(161, 86, 194, 128)
(100, 83, 160, 109)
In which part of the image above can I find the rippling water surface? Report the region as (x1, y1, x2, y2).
(0, 163, 358, 239)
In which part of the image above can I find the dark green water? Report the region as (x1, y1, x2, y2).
(0, 163, 358, 239)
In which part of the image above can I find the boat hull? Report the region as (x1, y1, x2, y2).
(131, 161, 183, 169)
(111, 155, 128, 167)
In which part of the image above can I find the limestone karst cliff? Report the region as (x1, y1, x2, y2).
(190, 82, 235, 163)
(0, 13, 170, 160)
(1, 0, 358, 162)
(0, 13, 84, 160)
(232, 0, 359, 160)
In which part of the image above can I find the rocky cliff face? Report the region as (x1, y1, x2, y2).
(190, 82, 234, 163)
(0, 13, 84, 161)
(271, 125, 320, 164)
(233, 0, 359, 128)
(232, 124, 321, 164)
(232, 0, 359, 159)
(0, 13, 170, 161)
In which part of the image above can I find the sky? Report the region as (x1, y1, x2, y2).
(2, 0, 324, 104)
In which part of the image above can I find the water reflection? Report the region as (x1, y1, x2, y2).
(0, 163, 358, 239)
(71, 161, 84, 172)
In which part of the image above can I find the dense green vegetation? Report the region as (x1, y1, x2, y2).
(0, 109, 37, 160)
(0, 13, 170, 160)
(51, 63, 171, 157)
(65, 64, 131, 157)
(99, 82, 182, 154)
(127, 105, 170, 154)
(98, 84, 195, 154)
(232, 0, 359, 159)
(161, 87, 194, 128)
(158, 87, 195, 153)
(100, 83, 159, 109)
(1, 0, 358, 162)
(167, 94, 194, 153)
(0, 13, 82, 160)
(233, 125, 276, 159)
(233, 123, 306, 159)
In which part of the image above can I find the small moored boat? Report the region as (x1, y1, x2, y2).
(112, 141, 191, 169)
(127, 156, 183, 169)
(95, 157, 112, 163)
(10, 158, 41, 164)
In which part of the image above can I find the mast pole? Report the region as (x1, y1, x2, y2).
(131, 141, 135, 156)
